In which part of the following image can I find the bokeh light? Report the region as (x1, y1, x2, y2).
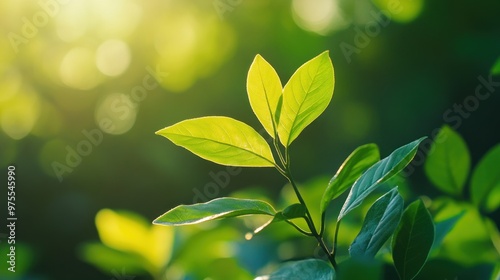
(95, 39, 131, 77)
(0, 86, 40, 140)
(94, 92, 137, 135)
(291, 0, 349, 35)
(2, 0, 499, 279)
(59, 47, 103, 90)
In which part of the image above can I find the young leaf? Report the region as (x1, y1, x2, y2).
(255, 259, 336, 280)
(320, 143, 380, 214)
(424, 125, 470, 196)
(338, 137, 425, 220)
(153, 197, 276, 226)
(349, 187, 404, 258)
(277, 51, 335, 147)
(253, 203, 306, 234)
(392, 199, 435, 280)
(282, 203, 307, 219)
(156, 116, 276, 167)
(247, 54, 283, 138)
(470, 144, 500, 212)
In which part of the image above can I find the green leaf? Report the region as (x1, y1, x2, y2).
(431, 210, 465, 252)
(470, 144, 500, 212)
(491, 56, 500, 75)
(277, 51, 335, 147)
(338, 137, 425, 220)
(392, 199, 435, 280)
(247, 54, 283, 138)
(349, 187, 404, 258)
(153, 197, 276, 226)
(424, 125, 470, 196)
(282, 203, 307, 219)
(320, 144, 380, 214)
(256, 259, 336, 280)
(156, 116, 276, 167)
(253, 203, 306, 234)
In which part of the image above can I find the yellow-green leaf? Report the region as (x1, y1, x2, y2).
(156, 116, 276, 167)
(247, 54, 283, 138)
(278, 51, 334, 147)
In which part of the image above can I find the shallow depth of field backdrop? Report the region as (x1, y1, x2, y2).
(0, 0, 499, 279)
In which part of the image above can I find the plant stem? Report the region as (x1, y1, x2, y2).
(319, 213, 326, 237)
(285, 220, 313, 236)
(284, 161, 337, 269)
(332, 219, 341, 264)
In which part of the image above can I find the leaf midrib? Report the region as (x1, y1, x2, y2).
(166, 131, 274, 165)
(285, 59, 326, 146)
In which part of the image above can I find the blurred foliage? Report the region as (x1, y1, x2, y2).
(1, 0, 499, 279)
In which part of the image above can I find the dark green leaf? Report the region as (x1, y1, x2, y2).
(350, 187, 404, 258)
(320, 144, 380, 214)
(471, 144, 500, 212)
(256, 259, 336, 280)
(338, 137, 425, 220)
(392, 199, 435, 280)
(424, 125, 470, 196)
(153, 197, 276, 226)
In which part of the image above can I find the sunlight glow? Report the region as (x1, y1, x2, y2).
(372, 0, 424, 23)
(55, 0, 88, 42)
(94, 93, 137, 135)
(292, 0, 349, 35)
(0, 88, 40, 140)
(96, 40, 131, 77)
(60, 47, 103, 90)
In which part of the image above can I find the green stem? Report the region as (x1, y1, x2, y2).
(284, 160, 337, 269)
(332, 219, 341, 266)
(319, 213, 326, 237)
(273, 137, 287, 167)
(285, 220, 313, 236)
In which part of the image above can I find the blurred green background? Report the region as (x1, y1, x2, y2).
(1, 0, 499, 279)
